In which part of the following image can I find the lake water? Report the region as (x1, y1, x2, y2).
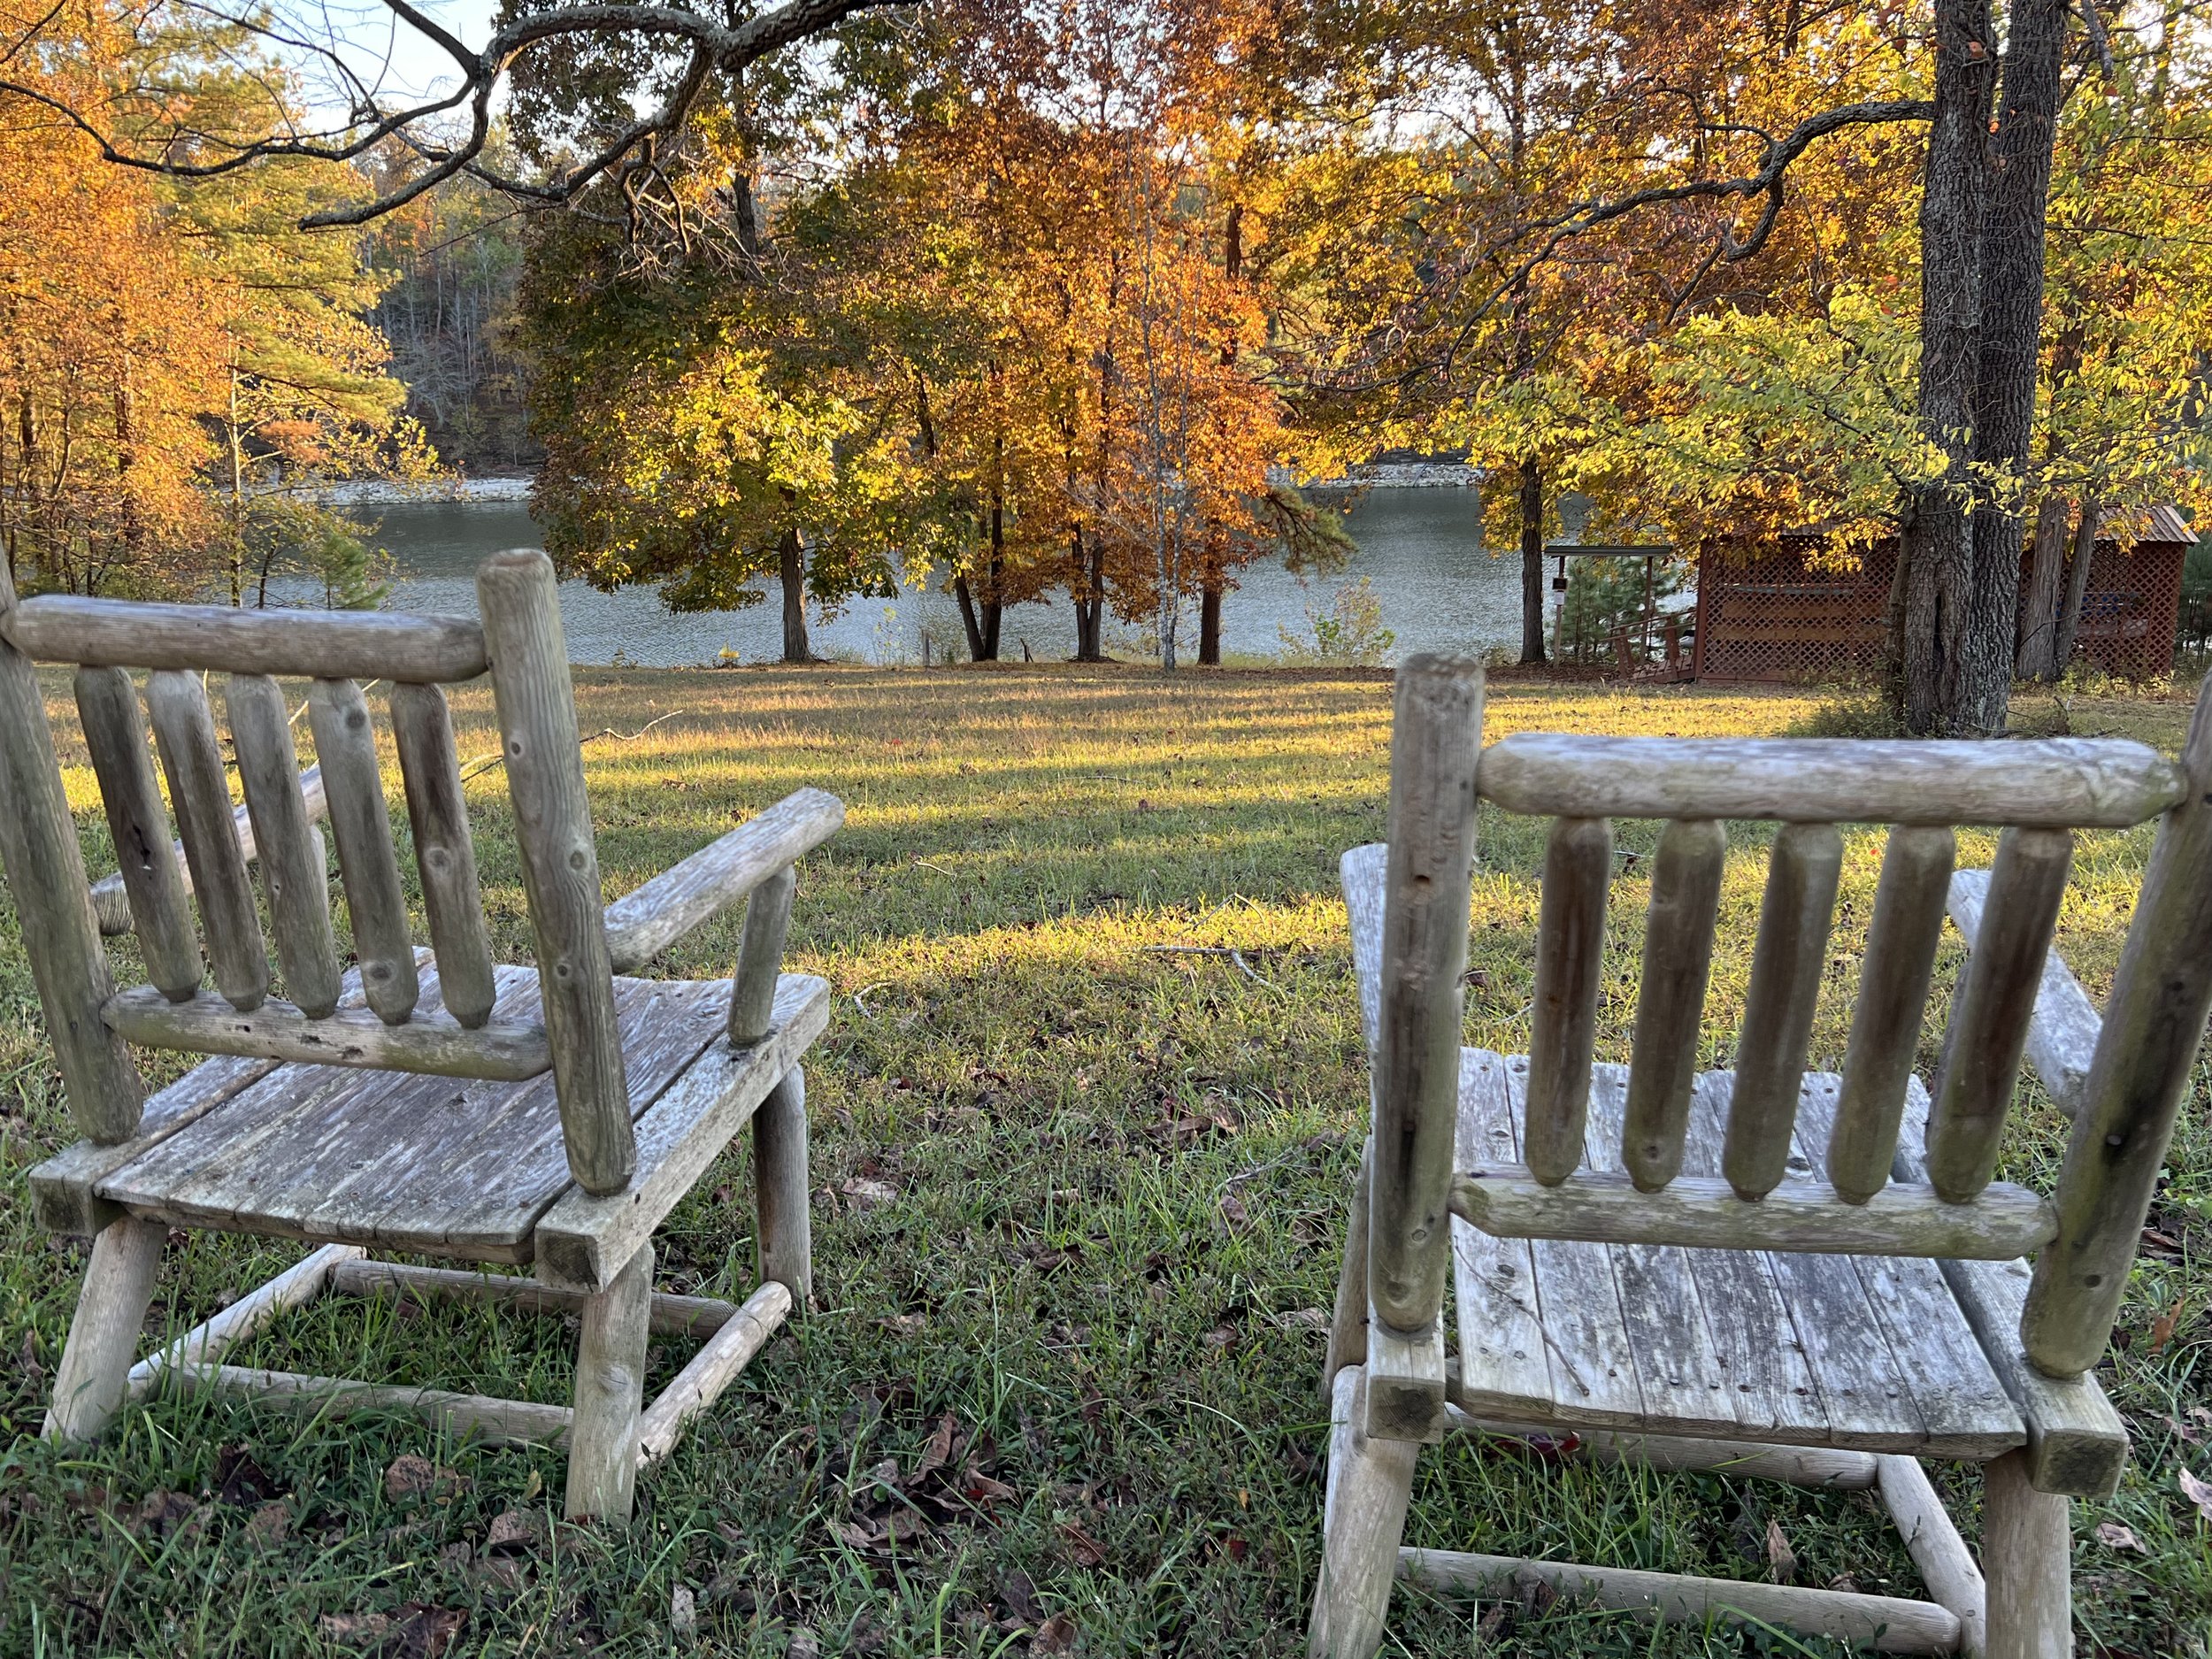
(319, 489, 1524, 667)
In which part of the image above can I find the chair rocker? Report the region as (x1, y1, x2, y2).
(1310, 656, 2212, 1658)
(3, 549, 843, 1522)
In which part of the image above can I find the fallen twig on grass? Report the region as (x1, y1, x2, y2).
(1140, 945, 1281, 994)
(850, 981, 892, 1018)
(456, 709, 690, 785)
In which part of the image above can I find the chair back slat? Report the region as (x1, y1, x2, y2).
(75, 665, 199, 1000)
(728, 865, 797, 1044)
(307, 677, 420, 1025)
(1924, 826, 2072, 1202)
(148, 669, 270, 1012)
(1721, 821, 1842, 1201)
(478, 550, 634, 1198)
(227, 673, 342, 1019)
(1827, 826, 1955, 1202)
(1621, 818, 1725, 1190)
(2024, 679, 2212, 1375)
(1525, 816, 1610, 1185)
(389, 682, 497, 1030)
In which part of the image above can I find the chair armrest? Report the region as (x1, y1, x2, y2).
(603, 787, 844, 972)
(1947, 868, 2101, 1118)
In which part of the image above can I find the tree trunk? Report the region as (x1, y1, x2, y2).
(2017, 492, 2071, 680)
(1199, 577, 1224, 665)
(1070, 529, 1105, 662)
(1961, 0, 2070, 729)
(778, 526, 810, 664)
(1897, 0, 1997, 733)
(1518, 457, 1546, 666)
(954, 575, 986, 662)
(2053, 497, 2101, 673)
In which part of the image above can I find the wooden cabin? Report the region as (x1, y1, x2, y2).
(1692, 505, 2195, 684)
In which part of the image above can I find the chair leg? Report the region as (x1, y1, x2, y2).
(43, 1214, 166, 1443)
(1309, 1363, 1420, 1659)
(565, 1241, 654, 1523)
(1983, 1449, 2070, 1659)
(1323, 1143, 1371, 1403)
(755, 1067, 811, 1303)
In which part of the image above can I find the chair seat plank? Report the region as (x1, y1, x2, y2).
(1502, 1056, 1648, 1429)
(92, 968, 756, 1260)
(1450, 1051, 1555, 1418)
(1791, 1074, 2025, 1456)
(1580, 1065, 1743, 1433)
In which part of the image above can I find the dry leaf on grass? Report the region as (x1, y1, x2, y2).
(2179, 1466, 2212, 1522)
(1765, 1517, 1797, 1584)
(1058, 1519, 1108, 1568)
(382, 1455, 465, 1502)
(2096, 1521, 2145, 1552)
(484, 1509, 542, 1555)
(1033, 1613, 1078, 1653)
(2152, 1297, 2188, 1353)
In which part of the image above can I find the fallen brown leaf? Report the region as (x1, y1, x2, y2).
(1033, 1613, 1077, 1653)
(2180, 1466, 2212, 1522)
(1058, 1519, 1108, 1568)
(2152, 1297, 2187, 1353)
(484, 1509, 541, 1555)
(1765, 1517, 1797, 1584)
(2096, 1520, 2145, 1552)
(383, 1455, 464, 1502)
(245, 1501, 291, 1546)
(840, 1177, 898, 1210)
(214, 1445, 280, 1507)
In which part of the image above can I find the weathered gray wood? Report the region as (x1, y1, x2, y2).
(1364, 1308, 1448, 1443)
(389, 681, 496, 1030)
(30, 1052, 283, 1235)
(1947, 868, 2100, 1118)
(2026, 675, 2212, 1377)
(90, 764, 327, 938)
(1925, 827, 2072, 1202)
(105, 984, 549, 1079)
(1367, 656, 1483, 1342)
(155, 1363, 572, 1447)
(1308, 1365, 1417, 1659)
(479, 549, 633, 1197)
(1876, 1455, 1988, 1659)
(328, 1258, 745, 1338)
(1449, 1408, 1878, 1487)
(1325, 1143, 1372, 1403)
(7, 592, 488, 682)
(75, 666, 199, 999)
(1525, 816, 1611, 1186)
(1678, 1070, 1834, 1441)
(1788, 1075, 2026, 1459)
(1981, 1449, 2071, 1659)
(307, 677, 419, 1025)
(1829, 826, 1955, 1202)
(147, 669, 271, 1012)
(1584, 1064, 1742, 1435)
(0, 617, 145, 1143)
(1397, 1549, 1961, 1655)
(98, 969, 731, 1262)
(1450, 1052, 1556, 1419)
(227, 674, 342, 1018)
(1886, 1079, 2128, 1500)
(534, 977, 828, 1293)
(42, 1214, 167, 1440)
(755, 1065, 814, 1303)
(1340, 843, 1387, 1053)
(635, 1279, 792, 1465)
(1453, 1169, 2053, 1258)
(565, 1240, 653, 1522)
(1724, 822, 1842, 1200)
(128, 1244, 361, 1394)
(1479, 731, 2182, 829)
(1622, 818, 1724, 1190)
(728, 864, 795, 1043)
(603, 787, 845, 972)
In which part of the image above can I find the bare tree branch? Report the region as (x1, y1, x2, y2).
(0, 0, 916, 227)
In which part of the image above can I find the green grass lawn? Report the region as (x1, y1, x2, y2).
(2, 664, 2208, 1656)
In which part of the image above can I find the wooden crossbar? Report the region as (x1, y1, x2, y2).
(1479, 733, 2184, 827)
(603, 787, 845, 972)
(1451, 1169, 2055, 1259)
(5, 594, 488, 682)
(104, 987, 551, 1080)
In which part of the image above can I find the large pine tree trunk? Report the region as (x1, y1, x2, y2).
(1899, 0, 1997, 733)
(779, 526, 810, 664)
(1518, 457, 1546, 666)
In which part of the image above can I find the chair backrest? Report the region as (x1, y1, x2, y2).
(1363, 654, 2212, 1383)
(0, 549, 640, 1198)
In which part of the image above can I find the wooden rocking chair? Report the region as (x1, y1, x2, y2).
(1310, 655, 2212, 1657)
(3, 549, 842, 1523)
